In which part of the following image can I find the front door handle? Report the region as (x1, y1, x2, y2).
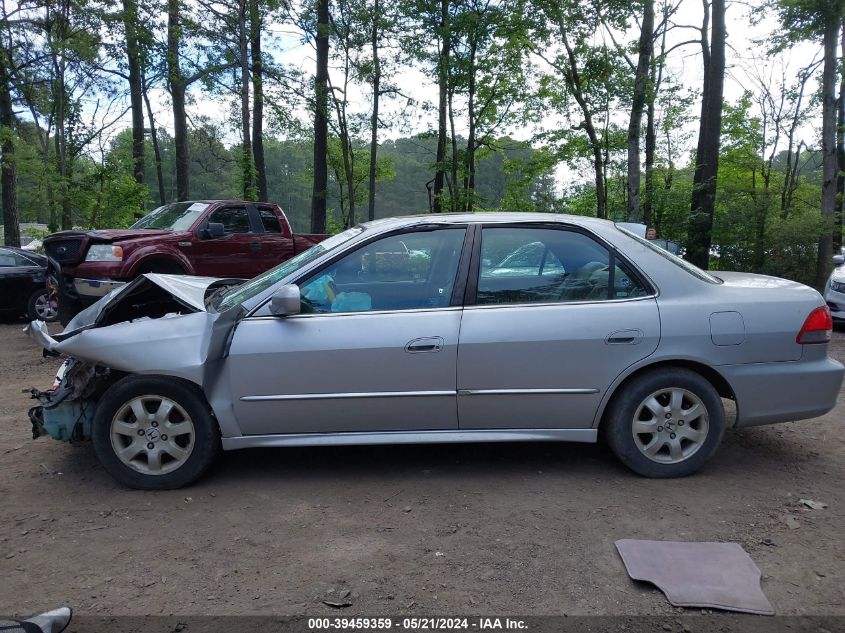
(405, 336, 444, 353)
(250, 241, 261, 252)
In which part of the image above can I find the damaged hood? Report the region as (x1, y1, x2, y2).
(63, 273, 238, 336)
(25, 273, 245, 380)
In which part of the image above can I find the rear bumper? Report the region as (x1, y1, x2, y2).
(721, 356, 844, 427)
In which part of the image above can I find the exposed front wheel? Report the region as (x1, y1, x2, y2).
(92, 376, 220, 489)
(604, 368, 725, 477)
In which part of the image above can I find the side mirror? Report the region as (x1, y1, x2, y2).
(270, 284, 301, 316)
(204, 222, 225, 239)
(833, 254, 844, 266)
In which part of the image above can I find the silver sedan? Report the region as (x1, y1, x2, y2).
(26, 214, 844, 488)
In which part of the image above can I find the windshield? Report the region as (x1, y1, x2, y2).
(131, 202, 210, 230)
(216, 226, 367, 311)
(616, 225, 721, 284)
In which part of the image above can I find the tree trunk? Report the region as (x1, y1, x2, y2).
(311, 0, 329, 233)
(816, 12, 840, 290)
(250, 0, 267, 202)
(463, 42, 477, 212)
(142, 77, 166, 205)
(835, 20, 845, 252)
(643, 88, 656, 228)
(432, 0, 449, 213)
(0, 61, 20, 247)
(367, 0, 380, 222)
(626, 0, 654, 222)
(560, 32, 606, 218)
(448, 82, 458, 211)
(686, 0, 725, 269)
(123, 0, 145, 185)
(239, 0, 254, 200)
(167, 0, 189, 201)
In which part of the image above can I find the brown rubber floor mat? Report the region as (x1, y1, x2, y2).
(615, 539, 774, 615)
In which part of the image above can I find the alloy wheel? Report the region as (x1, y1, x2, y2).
(631, 387, 710, 464)
(110, 395, 195, 475)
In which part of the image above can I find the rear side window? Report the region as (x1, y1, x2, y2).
(477, 227, 648, 305)
(208, 206, 251, 234)
(258, 207, 283, 234)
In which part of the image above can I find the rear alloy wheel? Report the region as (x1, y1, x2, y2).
(92, 376, 220, 489)
(27, 288, 58, 322)
(604, 368, 725, 477)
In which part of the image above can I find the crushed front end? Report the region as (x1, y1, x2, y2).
(27, 358, 116, 442)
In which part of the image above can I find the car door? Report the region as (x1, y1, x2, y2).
(0, 248, 39, 313)
(226, 226, 471, 436)
(191, 204, 261, 278)
(457, 224, 661, 430)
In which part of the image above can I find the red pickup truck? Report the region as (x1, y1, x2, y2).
(44, 200, 328, 324)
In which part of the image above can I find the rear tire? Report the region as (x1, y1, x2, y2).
(92, 375, 220, 489)
(604, 368, 725, 478)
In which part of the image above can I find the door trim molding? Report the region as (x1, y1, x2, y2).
(240, 390, 456, 402)
(458, 388, 599, 396)
(222, 428, 598, 450)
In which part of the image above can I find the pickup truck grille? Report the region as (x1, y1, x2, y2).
(45, 238, 84, 264)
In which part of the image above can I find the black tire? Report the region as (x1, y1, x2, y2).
(603, 367, 725, 478)
(92, 375, 220, 489)
(27, 288, 58, 322)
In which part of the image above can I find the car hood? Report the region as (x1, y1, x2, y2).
(45, 228, 176, 243)
(829, 266, 845, 282)
(25, 273, 245, 381)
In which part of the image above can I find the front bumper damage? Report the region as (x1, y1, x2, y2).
(27, 359, 105, 441)
(25, 273, 245, 443)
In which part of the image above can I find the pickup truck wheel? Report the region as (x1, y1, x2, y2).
(139, 261, 185, 275)
(27, 288, 58, 322)
(604, 368, 725, 478)
(92, 375, 220, 489)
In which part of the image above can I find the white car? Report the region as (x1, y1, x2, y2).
(825, 253, 845, 321)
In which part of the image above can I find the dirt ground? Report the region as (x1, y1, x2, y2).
(0, 320, 843, 618)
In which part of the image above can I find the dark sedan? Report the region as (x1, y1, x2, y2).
(0, 246, 57, 321)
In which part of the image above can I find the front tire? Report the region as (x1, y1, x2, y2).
(92, 375, 220, 489)
(604, 368, 725, 478)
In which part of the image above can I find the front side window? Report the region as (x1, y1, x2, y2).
(476, 227, 647, 305)
(208, 206, 252, 234)
(299, 228, 466, 313)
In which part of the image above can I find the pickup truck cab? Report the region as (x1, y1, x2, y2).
(44, 200, 327, 324)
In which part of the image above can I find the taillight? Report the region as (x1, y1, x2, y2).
(796, 306, 833, 344)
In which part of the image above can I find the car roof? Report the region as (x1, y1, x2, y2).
(358, 213, 615, 231)
(0, 245, 41, 256)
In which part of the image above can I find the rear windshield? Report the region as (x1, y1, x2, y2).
(616, 225, 721, 284)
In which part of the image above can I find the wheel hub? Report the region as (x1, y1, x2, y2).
(631, 387, 709, 465)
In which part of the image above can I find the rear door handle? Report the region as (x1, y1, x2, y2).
(405, 336, 444, 353)
(605, 329, 643, 345)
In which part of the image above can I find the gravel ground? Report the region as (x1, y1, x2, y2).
(0, 320, 843, 618)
